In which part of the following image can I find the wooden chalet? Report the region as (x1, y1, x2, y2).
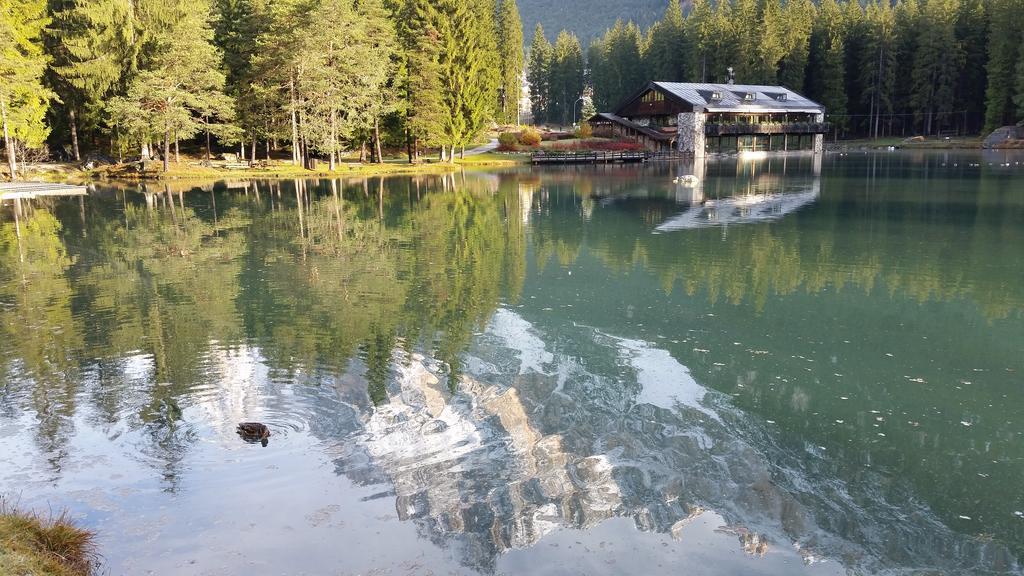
(589, 81, 828, 155)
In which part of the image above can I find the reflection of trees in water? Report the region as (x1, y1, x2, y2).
(0, 175, 524, 487)
(0, 208, 82, 470)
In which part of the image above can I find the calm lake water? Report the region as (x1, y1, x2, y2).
(1, 150, 1023, 575)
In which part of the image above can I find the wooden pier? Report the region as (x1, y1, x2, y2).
(531, 151, 647, 165)
(0, 182, 88, 200)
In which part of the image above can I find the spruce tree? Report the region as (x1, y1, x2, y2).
(399, 0, 446, 160)
(105, 0, 235, 171)
(643, 0, 688, 82)
(860, 0, 898, 138)
(954, 0, 987, 133)
(1, 0, 54, 178)
(528, 24, 552, 124)
(983, 0, 1023, 130)
(549, 30, 584, 126)
(910, 0, 963, 135)
(778, 0, 816, 91)
(808, 0, 848, 133)
(497, 0, 524, 125)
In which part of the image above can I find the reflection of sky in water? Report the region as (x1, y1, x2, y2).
(1, 151, 1023, 575)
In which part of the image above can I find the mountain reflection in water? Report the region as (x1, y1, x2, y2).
(1, 151, 1023, 575)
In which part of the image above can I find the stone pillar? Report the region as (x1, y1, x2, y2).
(676, 107, 706, 156)
(813, 112, 825, 154)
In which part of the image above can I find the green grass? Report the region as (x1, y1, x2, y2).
(0, 501, 96, 576)
(79, 155, 530, 181)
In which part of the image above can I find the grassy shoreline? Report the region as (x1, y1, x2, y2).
(6, 153, 530, 184)
(0, 502, 96, 576)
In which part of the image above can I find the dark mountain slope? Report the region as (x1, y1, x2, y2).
(518, 0, 687, 46)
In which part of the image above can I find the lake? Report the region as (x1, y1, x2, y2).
(1, 150, 1022, 575)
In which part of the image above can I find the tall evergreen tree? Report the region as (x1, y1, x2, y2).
(527, 24, 552, 124)
(1, 0, 54, 178)
(954, 0, 987, 133)
(643, 0, 689, 82)
(591, 20, 644, 110)
(910, 0, 963, 135)
(496, 0, 524, 125)
(807, 0, 848, 133)
(399, 0, 447, 160)
(549, 30, 584, 126)
(983, 0, 1023, 129)
(860, 0, 898, 138)
(778, 0, 816, 91)
(104, 0, 235, 170)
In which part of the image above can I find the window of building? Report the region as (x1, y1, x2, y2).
(743, 92, 756, 101)
(641, 91, 665, 103)
(711, 91, 722, 101)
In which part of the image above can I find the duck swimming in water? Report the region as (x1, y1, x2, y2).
(237, 422, 271, 446)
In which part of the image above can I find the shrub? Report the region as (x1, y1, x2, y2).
(518, 127, 542, 147)
(497, 132, 520, 151)
(577, 122, 593, 139)
(498, 132, 519, 147)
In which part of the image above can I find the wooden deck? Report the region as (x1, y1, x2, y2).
(531, 151, 647, 165)
(0, 182, 88, 200)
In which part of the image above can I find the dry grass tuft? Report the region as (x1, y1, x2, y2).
(0, 498, 97, 576)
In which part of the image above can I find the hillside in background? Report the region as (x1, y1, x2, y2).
(518, 0, 685, 45)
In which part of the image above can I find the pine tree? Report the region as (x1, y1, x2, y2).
(591, 21, 644, 110)
(549, 30, 584, 126)
(842, 0, 868, 134)
(1, 0, 54, 179)
(105, 0, 235, 171)
(953, 0, 987, 133)
(808, 0, 848, 133)
(753, 0, 788, 84)
(860, 0, 898, 138)
(893, 0, 920, 134)
(778, 0, 815, 91)
(643, 0, 688, 82)
(430, 0, 498, 159)
(496, 0, 524, 125)
(527, 24, 552, 124)
(399, 0, 446, 160)
(983, 0, 1023, 130)
(910, 0, 963, 135)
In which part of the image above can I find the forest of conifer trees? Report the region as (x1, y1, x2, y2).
(2, 0, 1024, 175)
(0, 0, 526, 174)
(558, 0, 1024, 137)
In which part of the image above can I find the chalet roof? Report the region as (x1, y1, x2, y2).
(590, 113, 673, 141)
(615, 82, 825, 115)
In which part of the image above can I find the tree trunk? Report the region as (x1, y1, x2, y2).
(240, 137, 245, 161)
(359, 141, 367, 163)
(205, 118, 212, 161)
(266, 139, 270, 162)
(69, 107, 81, 161)
(330, 109, 337, 171)
(406, 129, 414, 164)
(1, 96, 17, 180)
(440, 146, 447, 162)
(448, 145, 456, 164)
(373, 118, 384, 164)
(174, 132, 180, 164)
(250, 137, 256, 165)
(290, 76, 300, 165)
(163, 128, 170, 173)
